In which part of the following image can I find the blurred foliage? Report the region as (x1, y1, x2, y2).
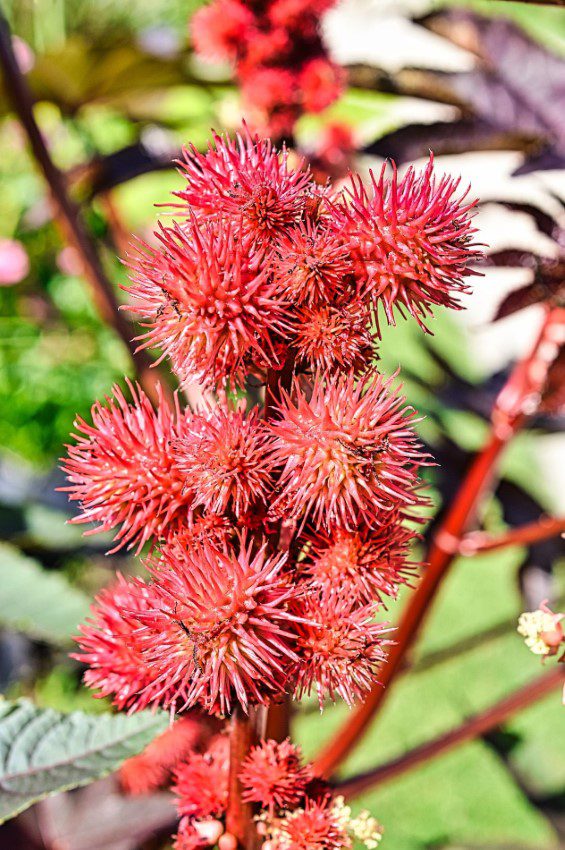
(3, 0, 203, 49)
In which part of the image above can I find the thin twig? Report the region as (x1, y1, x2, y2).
(0, 12, 167, 405)
(335, 666, 565, 799)
(460, 516, 565, 555)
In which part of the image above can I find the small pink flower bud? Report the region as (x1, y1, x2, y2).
(218, 832, 238, 850)
(540, 625, 564, 651)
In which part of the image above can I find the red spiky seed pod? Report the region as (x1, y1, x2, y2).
(73, 574, 165, 713)
(175, 128, 314, 240)
(191, 0, 254, 62)
(241, 67, 297, 115)
(299, 58, 345, 114)
(292, 593, 392, 707)
(274, 221, 352, 307)
(174, 406, 274, 519)
(172, 512, 235, 548)
(139, 535, 303, 715)
(239, 738, 312, 815)
(267, 796, 349, 850)
(269, 372, 427, 531)
(62, 381, 192, 552)
(126, 218, 286, 389)
(173, 734, 230, 819)
(333, 156, 480, 329)
(304, 517, 417, 605)
(292, 298, 374, 374)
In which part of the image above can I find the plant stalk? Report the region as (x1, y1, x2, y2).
(226, 706, 260, 850)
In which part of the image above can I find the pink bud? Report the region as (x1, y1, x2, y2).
(218, 832, 238, 850)
(12, 37, 35, 74)
(194, 819, 224, 845)
(0, 239, 29, 285)
(540, 625, 564, 650)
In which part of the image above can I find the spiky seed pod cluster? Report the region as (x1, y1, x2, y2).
(168, 738, 382, 849)
(68, 128, 478, 719)
(239, 739, 313, 815)
(126, 128, 479, 392)
(191, 0, 344, 138)
(64, 127, 480, 847)
(242, 748, 385, 850)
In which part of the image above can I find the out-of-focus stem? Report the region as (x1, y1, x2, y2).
(459, 515, 565, 555)
(313, 306, 564, 778)
(336, 666, 565, 799)
(265, 696, 291, 741)
(0, 13, 166, 405)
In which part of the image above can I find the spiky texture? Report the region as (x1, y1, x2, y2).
(139, 535, 302, 714)
(73, 574, 164, 712)
(175, 129, 313, 240)
(119, 715, 204, 795)
(239, 738, 312, 815)
(269, 796, 349, 850)
(126, 218, 286, 389)
(273, 222, 352, 307)
(292, 299, 374, 374)
(304, 518, 417, 605)
(174, 406, 274, 519)
(269, 372, 427, 530)
(173, 734, 230, 819)
(332, 157, 480, 328)
(292, 593, 392, 707)
(62, 382, 192, 552)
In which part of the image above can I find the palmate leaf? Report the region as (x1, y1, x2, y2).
(0, 700, 168, 823)
(0, 543, 90, 646)
(366, 10, 565, 173)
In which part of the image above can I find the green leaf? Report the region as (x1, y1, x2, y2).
(0, 543, 91, 646)
(0, 699, 168, 823)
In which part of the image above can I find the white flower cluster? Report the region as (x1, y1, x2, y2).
(333, 795, 383, 849)
(518, 609, 560, 656)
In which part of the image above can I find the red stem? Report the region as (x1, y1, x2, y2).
(263, 356, 297, 743)
(460, 515, 565, 555)
(226, 707, 259, 850)
(336, 666, 565, 799)
(0, 13, 167, 406)
(313, 307, 564, 778)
